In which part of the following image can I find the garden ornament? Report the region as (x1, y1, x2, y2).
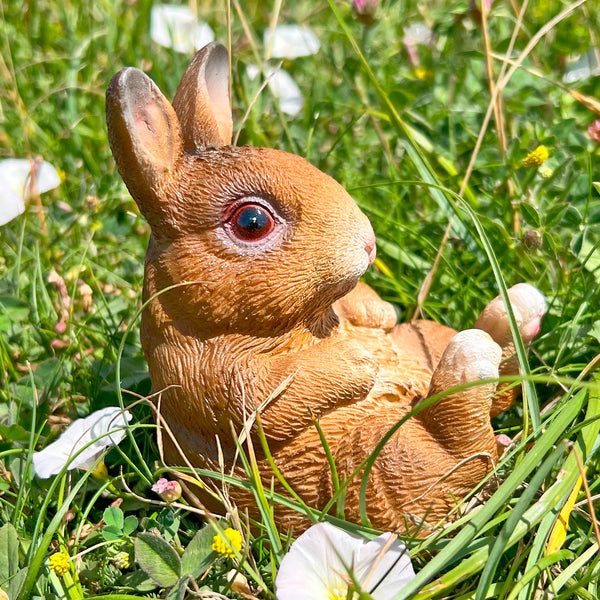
(106, 42, 546, 535)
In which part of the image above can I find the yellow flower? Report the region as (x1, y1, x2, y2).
(49, 552, 70, 576)
(90, 459, 108, 481)
(414, 66, 429, 80)
(523, 145, 549, 167)
(211, 527, 242, 558)
(328, 586, 358, 600)
(112, 550, 131, 570)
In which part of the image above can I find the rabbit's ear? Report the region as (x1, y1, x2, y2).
(172, 41, 233, 152)
(106, 67, 183, 227)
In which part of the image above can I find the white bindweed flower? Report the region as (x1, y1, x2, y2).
(275, 522, 416, 600)
(403, 23, 433, 47)
(246, 64, 304, 116)
(32, 407, 132, 479)
(264, 24, 320, 59)
(0, 158, 60, 226)
(150, 4, 214, 54)
(563, 48, 600, 84)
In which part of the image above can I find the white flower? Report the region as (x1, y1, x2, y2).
(563, 48, 600, 84)
(32, 407, 132, 479)
(275, 522, 416, 600)
(246, 64, 304, 116)
(264, 24, 320, 59)
(0, 158, 60, 226)
(402, 23, 433, 46)
(150, 4, 214, 54)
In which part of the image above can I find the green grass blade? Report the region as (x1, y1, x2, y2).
(232, 432, 283, 560)
(551, 543, 599, 594)
(475, 442, 568, 600)
(517, 379, 600, 600)
(456, 199, 541, 430)
(254, 414, 319, 522)
(392, 389, 585, 600)
(17, 467, 96, 600)
(505, 550, 574, 600)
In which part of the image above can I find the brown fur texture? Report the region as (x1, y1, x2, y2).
(106, 43, 545, 535)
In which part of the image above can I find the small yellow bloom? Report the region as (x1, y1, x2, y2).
(328, 586, 358, 600)
(90, 459, 108, 481)
(523, 145, 549, 167)
(414, 66, 429, 80)
(49, 552, 70, 576)
(211, 527, 242, 558)
(112, 550, 131, 570)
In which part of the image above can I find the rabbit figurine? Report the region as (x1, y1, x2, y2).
(106, 42, 546, 535)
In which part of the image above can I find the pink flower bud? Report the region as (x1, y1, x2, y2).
(495, 434, 512, 455)
(588, 120, 600, 144)
(151, 478, 182, 502)
(353, 0, 378, 24)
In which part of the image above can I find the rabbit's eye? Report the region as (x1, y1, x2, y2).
(230, 204, 275, 241)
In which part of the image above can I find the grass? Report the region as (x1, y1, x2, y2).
(1, 0, 600, 598)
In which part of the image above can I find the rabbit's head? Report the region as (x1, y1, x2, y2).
(107, 42, 375, 335)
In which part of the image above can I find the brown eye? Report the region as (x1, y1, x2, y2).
(230, 204, 275, 241)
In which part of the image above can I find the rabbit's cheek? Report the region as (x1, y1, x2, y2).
(346, 242, 375, 279)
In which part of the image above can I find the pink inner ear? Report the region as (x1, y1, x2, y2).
(132, 102, 174, 165)
(205, 52, 232, 144)
(133, 106, 156, 139)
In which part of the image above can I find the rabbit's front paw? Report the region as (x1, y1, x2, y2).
(427, 329, 502, 394)
(333, 281, 397, 332)
(419, 330, 501, 457)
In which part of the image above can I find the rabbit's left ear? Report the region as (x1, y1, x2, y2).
(106, 66, 184, 230)
(173, 41, 233, 152)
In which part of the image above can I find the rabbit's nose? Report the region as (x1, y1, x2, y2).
(365, 232, 377, 266)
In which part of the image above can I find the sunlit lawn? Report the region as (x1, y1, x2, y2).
(1, 0, 600, 598)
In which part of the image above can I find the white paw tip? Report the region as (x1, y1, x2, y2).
(508, 283, 547, 318)
(448, 329, 502, 366)
(507, 284, 546, 340)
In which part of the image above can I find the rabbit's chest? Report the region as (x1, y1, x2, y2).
(340, 325, 436, 403)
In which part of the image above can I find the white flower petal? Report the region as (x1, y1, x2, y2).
(264, 24, 320, 59)
(150, 4, 214, 54)
(32, 407, 132, 479)
(355, 533, 416, 600)
(247, 65, 304, 117)
(269, 69, 303, 116)
(563, 48, 600, 84)
(275, 523, 416, 600)
(403, 23, 433, 46)
(36, 161, 61, 194)
(0, 158, 60, 226)
(276, 523, 349, 599)
(246, 64, 260, 81)
(0, 159, 36, 198)
(0, 187, 25, 227)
